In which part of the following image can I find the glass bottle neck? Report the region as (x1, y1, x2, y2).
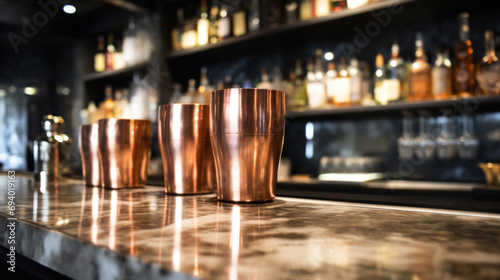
(484, 30, 496, 56)
(458, 18, 470, 42)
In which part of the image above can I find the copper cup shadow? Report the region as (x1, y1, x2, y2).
(210, 88, 286, 203)
(158, 104, 215, 194)
(98, 118, 152, 188)
(79, 124, 102, 187)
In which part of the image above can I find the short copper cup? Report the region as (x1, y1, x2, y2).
(158, 104, 215, 194)
(210, 88, 286, 202)
(98, 119, 152, 188)
(79, 124, 101, 187)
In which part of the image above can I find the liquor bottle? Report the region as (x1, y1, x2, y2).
(475, 30, 500, 95)
(257, 68, 273, 89)
(181, 8, 197, 49)
(105, 33, 116, 71)
(325, 62, 337, 105)
(409, 32, 432, 101)
(248, 0, 260, 32)
(197, 0, 210, 46)
(209, 5, 219, 44)
(217, 5, 232, 40)
(198, 66, 213, 104)
(290, 59, 308, 109)
(432, 49, 453, 100)
(373, 53, 387, 104)
(331, 57, 351, 107)
(346, 0, 369, 9)
(315, 0, 331, 17)
(180, 79, 197, 103)
(94, 35, 105, 72)
(386, 41, 408, 101)
(453, 12, 475, 97)
(300, 0, 313, 20)
(171, 9, 184, 50)
(331, 0, 346, 12)
(123, 17, 137, 64)
(232, 3, 247, 37)
(349, 57, 362, 105)
(306, 58, 326, 108)
(102, 85, 114, 118)
(112, 37, 125, 70)
(285, 0, 299, 24)
(272, 66, 286, 92)
(268, 0, 283, 29)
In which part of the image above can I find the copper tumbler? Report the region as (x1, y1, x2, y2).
(79, 124, 101, 187)
(98, 119, 152, 188)
(158, 104, 215, 194)
(210, 88, 286, 202)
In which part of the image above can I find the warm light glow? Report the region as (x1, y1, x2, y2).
(324, 52, 334, 61)
(109, 190, 118, 250)
(173, 196, 183, 271)
(63, 5, 76, 14)
(229, 205, 241, 280)
(375, 69, 384, 78)
(318, 172, 385, 182)
(24, 87, 37, 95)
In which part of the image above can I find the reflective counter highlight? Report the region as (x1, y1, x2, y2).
(1, 175, 500, 280)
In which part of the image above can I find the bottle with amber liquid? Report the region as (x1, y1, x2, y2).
(409, 32, 432, 101)
(197, 0, 210, 46)
(94, 35, 105, 72)
(453, 12, 475, 97)
(432, 49, 453, 100)
(475, 30, 500, 95)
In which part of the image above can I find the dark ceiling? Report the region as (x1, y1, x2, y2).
(0, 0, 159, 37)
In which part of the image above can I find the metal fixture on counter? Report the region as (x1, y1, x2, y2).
(210, 88, 286, 202)
(318, 156, 385, 182)
(33, 115, 72, 182)
(158, 104, 215, 194)
(478, 162, 500, 187)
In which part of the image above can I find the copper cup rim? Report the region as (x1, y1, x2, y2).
(212, 88, 285, 95)
(97, 118, 152, 125)
(158, 103, 210, 110)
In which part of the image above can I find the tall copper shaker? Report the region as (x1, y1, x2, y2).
(158, 104, 215, 194)
(98, 118, 152, 188)
(210, 88, 286, 202)
(79, 124, 101, 187)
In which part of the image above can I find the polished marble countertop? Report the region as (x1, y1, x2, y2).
(1, 174, 500, 279)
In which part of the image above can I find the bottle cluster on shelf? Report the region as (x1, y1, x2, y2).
(80, 73, 158, 124)
(93, 15, 155, 73)
(170, 0, 378, 51)
(170, 12, 499, 112)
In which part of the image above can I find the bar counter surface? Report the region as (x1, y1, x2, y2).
(1, 174, 500, 279)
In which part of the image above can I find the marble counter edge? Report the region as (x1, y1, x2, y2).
(0, 213, 197, 280)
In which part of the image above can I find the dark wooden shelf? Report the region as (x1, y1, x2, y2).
(83, 60, 150, 82)
(165, 0, 416, 60)
(285, 95, 500, 119)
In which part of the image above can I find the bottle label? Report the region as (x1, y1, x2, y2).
(218, 18, 231, 38)
(306, 82, 326, 108)
(331, 77, 351, 104)
(410, 73, 431, 100)
(233, 11, 246, 36)
(432, 68, 451, 96)
(383, 79, 401, 101)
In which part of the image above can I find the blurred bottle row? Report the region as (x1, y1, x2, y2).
(171, 0, 373, 50)
(170, 13, 500, 111)
(93, 15, 155, 72)
(80, 73, 158, 124)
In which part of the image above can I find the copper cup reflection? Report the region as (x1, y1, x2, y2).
(79, 124, 102, 187)
(210, 88, 286, 202)
(158, 104, 215, 194)
(98, 118, 152, 188)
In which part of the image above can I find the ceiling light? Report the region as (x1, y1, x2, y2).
(63, 5, 76, 14)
